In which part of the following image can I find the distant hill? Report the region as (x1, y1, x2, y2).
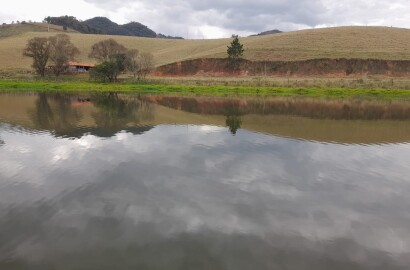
(45, 16, 101, 34)
(45, 15, 182, 39)
(251, 29, 283, 36)
(83, 17, 130, 36)
(84, 17, 156, 38)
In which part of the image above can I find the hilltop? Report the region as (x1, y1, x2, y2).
(250, 29, 283, 36)
(83, 17, 156, 38)
(0, 22, 77, 38)
(45, 16, 182, 39)
(1, 25, 410, 73)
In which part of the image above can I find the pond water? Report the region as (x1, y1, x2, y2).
(1, 92, 410, 269)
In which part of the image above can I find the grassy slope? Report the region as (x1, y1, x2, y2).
(0, 23, 77, 38)
(1, 25, 410, 71)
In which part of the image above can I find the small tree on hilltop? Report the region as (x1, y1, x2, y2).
(227, 36, 244, 71)
(48, 34, 80, 77)
(23, 37, 51, 77)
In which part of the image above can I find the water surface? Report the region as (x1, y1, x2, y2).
(1, 92, 410, 269)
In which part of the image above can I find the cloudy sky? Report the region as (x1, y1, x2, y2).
(0, 0, 409, 38)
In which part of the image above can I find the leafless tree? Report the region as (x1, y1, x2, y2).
(23, 37, 51, 77)
(88, 39, 128, 62)
(48, 34, 80, 77)
(125, 49, 139, 78)
(136, 52, 154, 80)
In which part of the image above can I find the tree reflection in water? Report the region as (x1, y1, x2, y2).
(27, 93, 154, 138)
(224, 101, 242, 135)
(225, 115, 242, 135)
(30, 93, 83, 134)
(92, 93, 154, 132)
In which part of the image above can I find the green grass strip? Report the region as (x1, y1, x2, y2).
(1, 81, 410, 100)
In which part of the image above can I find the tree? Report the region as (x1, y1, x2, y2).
(89, 39, 154, 82)
(90, 61, 119, 82)
(88, 39, 131, 82)
(48, 34, 80, 77)
(89, 39, 128, 62)
(23, 37, 51, 77)
(124, 50, 154, 80)
(135, 52, 154, 80)
(125, 49, 139, 78)
(227, 36, 244, 71)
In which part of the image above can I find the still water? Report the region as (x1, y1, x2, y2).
(1, 92, 410, 269)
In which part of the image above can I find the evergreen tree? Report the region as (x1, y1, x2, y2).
(227, 36, 244, 71)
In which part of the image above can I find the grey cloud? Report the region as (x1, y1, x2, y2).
(80, 0, 408, 38)
(84, 0, 327, 37)
(82, 0, 410, 38)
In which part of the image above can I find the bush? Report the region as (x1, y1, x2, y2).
(90, 61, 119, 82)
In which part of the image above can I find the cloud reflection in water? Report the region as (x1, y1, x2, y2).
(0, 124, 410, 269)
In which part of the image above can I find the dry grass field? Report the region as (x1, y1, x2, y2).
(1, 24, 410, 72)
(0, 23, 77, 38)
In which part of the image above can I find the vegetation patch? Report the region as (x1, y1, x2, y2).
(1, 80, 410, 101)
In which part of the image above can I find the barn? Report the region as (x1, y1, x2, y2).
(66, 61, 95, 72)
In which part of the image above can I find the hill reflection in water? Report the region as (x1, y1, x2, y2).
(1, 92, 410, 144)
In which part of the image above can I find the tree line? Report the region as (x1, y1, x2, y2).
(44, 16, 102, 34)
(23, 35, 154, 81)
(23, 33, 243, 80)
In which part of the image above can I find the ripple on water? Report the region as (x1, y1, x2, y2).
(1, 93, 410, 269)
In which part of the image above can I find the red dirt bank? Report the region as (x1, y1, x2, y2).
(154, 58, 410, 77)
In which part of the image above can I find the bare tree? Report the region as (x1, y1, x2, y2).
(23, 37, 51, 77)
(125, 49, 139, 78)
(136, 52, 154, 80)
(88, 39, 128, 62)
(48, 34, 80, 77)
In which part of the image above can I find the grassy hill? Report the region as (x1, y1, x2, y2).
(1, 25, 410, 71)
(84, 17, 157, 38)
(0, 22, 77, 38)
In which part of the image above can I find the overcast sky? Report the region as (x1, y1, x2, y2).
(0, 0, 409, 38)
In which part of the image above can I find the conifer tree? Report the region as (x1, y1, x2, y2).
(227, 36, 244, 71)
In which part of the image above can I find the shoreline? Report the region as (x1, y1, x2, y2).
(1, 80, 410, 100)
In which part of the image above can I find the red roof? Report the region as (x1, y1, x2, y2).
(66, 61, 95, 67)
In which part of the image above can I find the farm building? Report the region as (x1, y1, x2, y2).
(66, 61, 95, 72)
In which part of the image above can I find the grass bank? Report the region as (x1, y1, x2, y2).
(1, 80, 410, 100)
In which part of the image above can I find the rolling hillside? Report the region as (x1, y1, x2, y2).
(0, 22, 77, 38)
(1, 25, 410, 71)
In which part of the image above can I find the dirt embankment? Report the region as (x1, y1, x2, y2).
(154, 58, 410, 77)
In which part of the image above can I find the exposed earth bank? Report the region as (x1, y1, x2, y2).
(155, 58, 410, 77)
